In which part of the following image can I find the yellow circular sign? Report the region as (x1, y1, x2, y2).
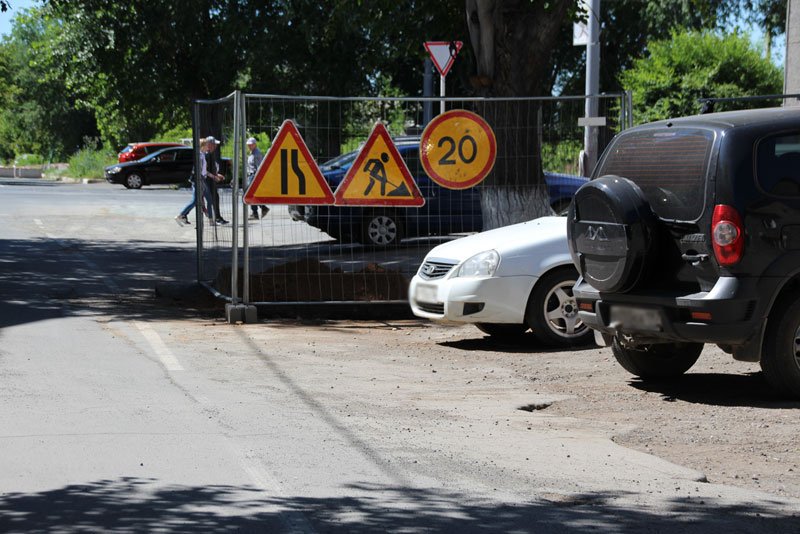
(419, 110, 496, 189)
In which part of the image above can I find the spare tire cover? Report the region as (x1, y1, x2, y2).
(567, 175, 657, 293)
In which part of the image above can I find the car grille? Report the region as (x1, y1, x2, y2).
(417, 302, 445, 314)
(418, 259, 457, 280)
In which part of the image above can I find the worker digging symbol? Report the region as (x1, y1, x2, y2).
(363, 152, 410, 197)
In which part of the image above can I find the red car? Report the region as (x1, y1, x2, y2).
(118, 142, 186, 163)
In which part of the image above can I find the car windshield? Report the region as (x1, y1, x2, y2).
(319, 151, 358, 171)
(141, 148, 183, 162)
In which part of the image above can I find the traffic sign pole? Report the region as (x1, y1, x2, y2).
(424, 41, 462, 116)
(440, 75, 446, 115)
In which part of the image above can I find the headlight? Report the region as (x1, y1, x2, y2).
(457, 250, 499, 278)
(107, 166, 122, 174)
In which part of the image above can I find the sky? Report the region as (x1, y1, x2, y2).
(0, 0, 35, 38)
(0, 0, 788, 68)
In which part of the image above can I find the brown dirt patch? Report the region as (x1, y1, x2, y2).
(214, 258, 410, 302)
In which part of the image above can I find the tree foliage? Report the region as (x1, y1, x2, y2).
(0, 0, 790, 160)
(0, 9, 97, 160)
(554, 0, 784, 95)
(620, 30, 784, 123)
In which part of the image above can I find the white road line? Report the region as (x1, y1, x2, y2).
(234, 453, 318, 534)
(134, 322, 185, 371)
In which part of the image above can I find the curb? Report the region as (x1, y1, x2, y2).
(55, 177, 106, 184)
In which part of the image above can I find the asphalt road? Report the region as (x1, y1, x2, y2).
(1, 180, 799, 533)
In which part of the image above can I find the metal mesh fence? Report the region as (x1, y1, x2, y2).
(193, 93, 631, 305)
(193, 94, 238, 287)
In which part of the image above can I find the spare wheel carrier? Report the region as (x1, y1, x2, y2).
(567, 175, 658, 293)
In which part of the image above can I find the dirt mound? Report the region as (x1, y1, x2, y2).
(214, 258, 410, 302)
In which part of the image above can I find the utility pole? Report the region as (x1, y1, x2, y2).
(785, 0, 800, 105)
(583, 0, 601, 175)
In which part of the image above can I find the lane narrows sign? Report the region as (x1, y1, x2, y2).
(244, 120, 334, 205)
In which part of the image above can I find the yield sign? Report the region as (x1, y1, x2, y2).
(244, 120, 334, 205)
(334, 122, 424, 207)
(424, 41, 463, 77)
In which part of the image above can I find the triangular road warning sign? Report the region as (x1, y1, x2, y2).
(244, 120, 334, 205)
(424, 41, 462, 77)
(334, 123, 425, 207)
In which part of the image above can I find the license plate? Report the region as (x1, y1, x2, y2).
(415, 283, 438, 303)
(610, 305, 662, 331)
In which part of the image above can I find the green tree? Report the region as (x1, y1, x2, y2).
(620, 30, 783, 124)
(0, 8, 97, 160)
(38, 0, 266, 148)
(554, 0, 779, 96)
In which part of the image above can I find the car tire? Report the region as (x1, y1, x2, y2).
(550, 199, 572, 216)
(525, 267, 592, 347)
(362, 210, 402, 247)
(475, 323, 529, 338)
(760, 292, 800, 398)
(124, 173, 144, 189)
(611, 336, 703, 379)
(567, 175, 658, 293)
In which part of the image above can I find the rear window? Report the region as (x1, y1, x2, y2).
(595, 128, 715, 220)
(756, 132, 800, 197)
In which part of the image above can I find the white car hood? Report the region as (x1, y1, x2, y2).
(423, 216, 572, 277)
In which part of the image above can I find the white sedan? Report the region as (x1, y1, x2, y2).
(409, 216, 592, 346)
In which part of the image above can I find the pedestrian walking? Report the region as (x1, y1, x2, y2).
(246, 137, 268, 220)
(205, 136, 228, 225)
(175, 138, 208, 226)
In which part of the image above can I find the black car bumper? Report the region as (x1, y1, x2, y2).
(573, 276, 772, 348)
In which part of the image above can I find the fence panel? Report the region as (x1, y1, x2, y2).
(193, 94, 631, 305)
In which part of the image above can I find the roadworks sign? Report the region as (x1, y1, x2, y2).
(333, 122, 424, 207)
(244, 120, 334, 205)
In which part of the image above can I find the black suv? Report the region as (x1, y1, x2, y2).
(567, 107, 800, 397)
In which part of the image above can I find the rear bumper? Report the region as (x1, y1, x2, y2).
(573, 276, 769, 346)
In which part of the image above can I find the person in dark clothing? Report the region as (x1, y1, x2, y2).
(204, 136, 228, 225)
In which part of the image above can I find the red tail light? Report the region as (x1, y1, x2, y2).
(712, 204, 743, 266)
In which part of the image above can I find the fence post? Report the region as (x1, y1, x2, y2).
(192, 101, 204, 283)
(230, 90, 241, 305)
(626, 90, 634, 129)
(224, 90, 257, 324)
(241, 93, 251, 305)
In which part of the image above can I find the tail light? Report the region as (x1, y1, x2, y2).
(712, 204, 743, 266)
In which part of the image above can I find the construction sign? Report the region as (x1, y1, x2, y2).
(244, 120, 334, 205)
(333, 123, 425, 207)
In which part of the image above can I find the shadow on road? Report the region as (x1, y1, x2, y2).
(627, 372, 800, 408)
(0, 477, 797, 533)
(0, 236, 224, 330)
(440, 334, 596, 355)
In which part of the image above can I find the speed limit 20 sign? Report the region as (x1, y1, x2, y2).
(419, 110, 496, 189)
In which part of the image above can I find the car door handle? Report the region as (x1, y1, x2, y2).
(681, 253, 709, 263)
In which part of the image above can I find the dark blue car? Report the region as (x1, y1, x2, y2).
(290, 139, 587, 247)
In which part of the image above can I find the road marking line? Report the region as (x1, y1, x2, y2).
(135, 322, 185, 371)
(234, 453, 318, 534)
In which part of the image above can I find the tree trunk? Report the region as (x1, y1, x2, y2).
(465, 0, 573, 229)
